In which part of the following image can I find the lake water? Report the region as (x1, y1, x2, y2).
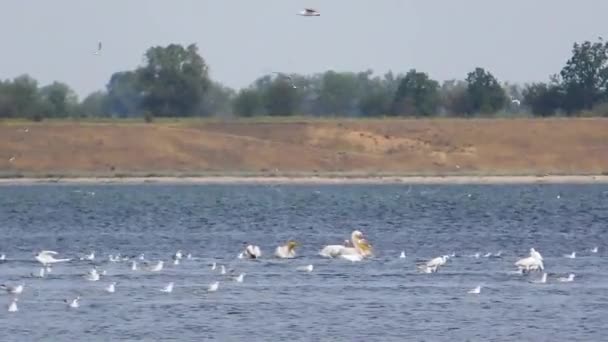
(0, 183, 607, 341)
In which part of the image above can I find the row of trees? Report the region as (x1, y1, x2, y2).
(1, 39, 607, 120)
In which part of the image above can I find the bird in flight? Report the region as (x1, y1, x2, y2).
(298, 8, 320, 17)
(94, 41, 102, 55)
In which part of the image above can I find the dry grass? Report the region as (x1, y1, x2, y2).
(1, 118, 608, 176)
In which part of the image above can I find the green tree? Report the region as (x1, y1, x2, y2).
(137, 43, 210, 116)
(440, 80, 470, 116)
(233, 88, 262, 117)
(317, 71, 360, 116)
(465, 67, 507, 115)
(80, 91, 109, 117)
(263, 76, 299, 116)
(391, 69, 440, 116)
(39, 82, 78, 118)
(523, 83, 563, 117)
(560, 39, 608, 113)
(200, 81, 235, 117)
(106, 71, 141, 117)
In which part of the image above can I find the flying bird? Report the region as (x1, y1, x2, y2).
(298, 8, 320, 17)
(94, 41, 102, 55)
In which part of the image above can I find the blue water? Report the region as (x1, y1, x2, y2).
(0, 183, 607, 341)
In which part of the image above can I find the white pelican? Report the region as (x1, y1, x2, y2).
(275, 240, 299, 259)
(208, 282, 219, 292)
(35, 250, 70, 266)
(559, 274, 575, 282)
(418, 256, 449, 273)
(65, 296, 80, 308)
(243, 244, 262, 259)
(150, 261, 163, 272)
(297, 264, 314, 272)
(319, 230, 373, 261)
(468, 285, 481, 294)
(161, 282, 174, 293)
(234, 273, 245, 283)
(8, 298, 18, 313)
(515, 248, 544, 273)
(1, 284, 24, 295)
(105, 282, 116, 293)
(591, 246, 599, 253)
(564, 252, 576, 259)
(530, 248, 543, 261)
(399, 251, 406, 259)
(298, 8, 320, 16)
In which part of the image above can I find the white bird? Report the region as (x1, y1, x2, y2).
(35, 250, 71, 266)
(130, 261, 137, 271)
(1, 284, 24, 295)
(297, 264, 314, 272)
(84, 268, 100, 281)
(243, 244, 262, 259)
(150, 261, 164, 272)
(186, 253, 193, 260)
(558, 274, 575, 282)
(530, 248, 543, 261)
(515, 256, 544, 273)
(208, 282, 219, 292)
(65, 296, 80, 308)
(138, 253, 145, 261)
(298, 8, 320, 16)
(174, 250, 183, 260)
(511, 97, 521, 106)
(319, 231, 373, 261)
(220, 265, 226, 275)
(173, 258, 180, 266)
(275, 240, 299, 259)
(564, 252, 576, 259)
(418, 256, 449, 273)
(483, 252, 492, 258)
(93, 41, 102, 55)
(108, 254, 120, 263)
(0, 254, 5, 261)
(8, 298, 18, 313)
(8, 157, 15, 163)
(468, 285, 481, 294)
(399, 251, 406, 259)
(31, 267, 45, 278)
(591, 246, 599, 253)
(211, 262, 217, 271)
(105, 282, 116, 293)
(80, 251, 95, 261)
(160, 282, 174, 293)
(472, 252, 480, 259)
(234, 273, 245, 283)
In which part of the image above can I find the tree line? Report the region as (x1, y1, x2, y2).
(1, 38, 607, 120)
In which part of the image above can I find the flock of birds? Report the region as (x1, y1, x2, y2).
(1, 228, 598, 313)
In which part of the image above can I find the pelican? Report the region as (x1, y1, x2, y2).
(234, 273, 245, 283)
(150, 261, 163, 272)
(468, 285, 481, 294)
(243, 244, 262, 259)
(558, 274, 575, 282)
(298, 8, 320, 16)
(105, 282, 116, 293)
(35, 250, 71, 266)
(515, 249, 544, 273)
(161, 282, 174, 293)
(530, 248, 543, 261)
(297, 264, 314, 272)
(8, 298, 18, 313)
(319, 230, 373, 261)
(65, 296, 80, 309)
(1, 284, 24, 295)
(564, 252, 576, 259)
(208, 282, 219, 292)
(418, 256, 449, 273)
(275, 240, 299, 259)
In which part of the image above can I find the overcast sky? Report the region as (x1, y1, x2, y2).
(1, 0, 607, 97)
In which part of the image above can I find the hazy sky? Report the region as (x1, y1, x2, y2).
(2, 1, 607, 98)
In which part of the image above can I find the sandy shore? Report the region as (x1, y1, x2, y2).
(1, 175, 607, 185)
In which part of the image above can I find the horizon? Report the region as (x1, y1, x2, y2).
(2, 1, 608, 98)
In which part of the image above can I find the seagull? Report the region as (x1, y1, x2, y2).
(298, 8, 320, 16)
(35, 250, 71, 266)
(160, 282, 174, 293)
(8, 298, 18, 313)
(399, 251, 406, 259)
(174, 250, 183, 260)
(130, 261, 137, 271)
(150, 261, 164, 272)
(0, 254, 5, 261)
(468, 285, 481, 294)
(138, 253, 145, 261)
(211, 262, 217, 271)
(564, 252, 576, 259)
(483, 252, 492, 258)
(186, 253, 193, 260)
(65, 296, 80, 308)
(558, 274, 575, 282)
(220, 265, 226, 275)
(591, 246, 599, 253)
(1, 284, 24, 295)
(173, 258, 180, 266)
(234, 273, 245, 283)
(93, 41, 102, 55)
(511, 97, 521, 106)
(80, 251, 95, 261)
(105, 282, 116, 293)
(84, 268, 100, 281)
(208, 282, 219, 292)
(243, 244, 262, 259)
(297, 264, 314, 272)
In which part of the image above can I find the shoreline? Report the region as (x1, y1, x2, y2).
(1, 175, 607, 185)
